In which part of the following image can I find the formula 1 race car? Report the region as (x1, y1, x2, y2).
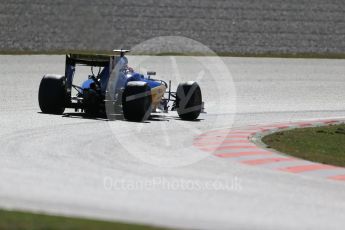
(38, 50, 203, 121)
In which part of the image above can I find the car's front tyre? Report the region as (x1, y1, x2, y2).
(83, 89, 101, 116)
(176, 81, 202, 120)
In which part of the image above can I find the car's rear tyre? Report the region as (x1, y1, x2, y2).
(176, 81, 202, 120)
(38, 74, 66, 114)
(122, 81, 152, 121)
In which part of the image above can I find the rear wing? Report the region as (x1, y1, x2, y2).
(66, 54, 111, 67)
(66, 49, 130, 67)
(64, 50, 130, 91)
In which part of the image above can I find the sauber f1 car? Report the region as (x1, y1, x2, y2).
(38, 50, 203, 121)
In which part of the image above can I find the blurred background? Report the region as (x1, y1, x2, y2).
(1, 0, 344, 55)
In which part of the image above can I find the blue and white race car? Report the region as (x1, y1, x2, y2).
(38, 50, 203, 121)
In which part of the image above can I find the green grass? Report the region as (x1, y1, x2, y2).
(262, 124, 345, 167)
(0, 209, 167, 230)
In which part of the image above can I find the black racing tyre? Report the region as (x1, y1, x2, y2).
(38, 74, 66, 114)
(83, 89, 101, 116)
(122, 81, 152, 121)
(176, 81, 202, 120)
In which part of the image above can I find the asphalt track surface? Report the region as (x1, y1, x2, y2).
(1, 55, 345, 229)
